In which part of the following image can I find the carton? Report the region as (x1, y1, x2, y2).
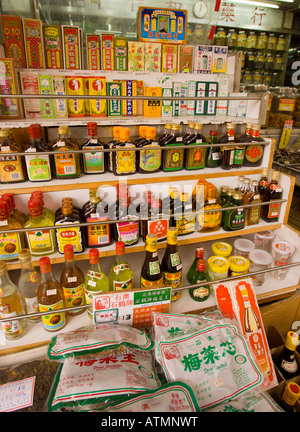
(52, 75, 68, 118)
(22, 18, 45, 69)
(84, 77, 90, 116)
(0, 58, 23, 119)
(180, 82, 188, 116)
(38, 74, 56, 119)
(216, 74, 229, 116)
(178, 44, 193, 73)
(144, 42, 161, 72)
(65, 76, 85, 117)
(86, 33, 101, 70)
(128, 41, 145, 72)
(107, 81, 122, 116)
(193, 45, 213, 74)
(1, 15, 26, 68)
(187, 80, 196, 116)
(143, 87, 162, 117)
(206, 82, 218, 116)
(62, 26, 81, 70)
(136, 80, 144, 115)
(227, 92, 247, 117)
(43, 25, 63, 69)
(172, 82, 181, 117)
(161, 44, 178, 73)
(160, 76, 172, 117)
(89, 76, 107, 117)
(114, 37, 128, 71)
(122, 80, 137, 116)
(20, 70, 42, 119)
(195, 81, 206, 115)
(101, 34, 114, 71)
(212, 46, 228, 74)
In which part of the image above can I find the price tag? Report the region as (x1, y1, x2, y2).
(279, 120, 293, 149)
(0, 377, 35, 412)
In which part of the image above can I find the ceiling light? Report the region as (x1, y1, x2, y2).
(229, 0, 279, 8)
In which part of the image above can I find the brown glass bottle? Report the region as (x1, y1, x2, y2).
(161, 227, 182, 302)
(112, 127, 137, 176)
(239, 123, 252, 142)
(81, 122, 106, 175)
(173, 192, 195, 236)
(141, 198, 169, 243)
(84, 190, 113, 248)
(185, 123, 207, 170)
(261, 170, 282, 223)
(107, 126, 122, 173)
(245, 180, 261, 226)
(243, 124, 264, 167)
(273, 331, 299, 380)
(258, 167, 269, 198)
(278, 382, 300, 412)
(53, 125, 81, 179)
(219, 123, 240, 170)
(158, 123, 172, 145)
(140, 234, 163, 289)
(0, 128, 27, 183)
(56, 197, 82, 220)
(55, 204, 85, 254)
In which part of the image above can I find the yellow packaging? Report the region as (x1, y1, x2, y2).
(65, 76, 85, 117)
(84, 77, 90, 116)
(128, 41, 145, 72)
(212, 241, 232, 258)
(161, 44, 178, 73)
(89, 76, 107, 117)
(122, 80, 137, 116)
(143, 87, 162, 117)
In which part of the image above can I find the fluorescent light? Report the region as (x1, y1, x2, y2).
(229, 0, 280, 8)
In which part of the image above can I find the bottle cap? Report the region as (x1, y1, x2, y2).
(229, 256, 250, 274)
(1, 195, 12, 213)
(89, 248, 99, 264)
(167, 227, 177, 245)
(87, 122, 98, 136)
(194, 123, 203, 130)
(243, 178, 250, 184)
(64, 244, 74, 260)
(18, 248, 32, 263)
(188, 122, 195, 128)
(146, 126, 156, 140)
(261, 167, 269, 176)
(220, 185, 229, 193)
(39, 256, 52, 274)
(113, 126, 122, 139)
(28, 124, 42, 139)
(62, 205, 73, 216)
(208, 256, 230, 274)
(146, 234, 158, 252)
(28, 198, 43, 216)
(285, 331, 299, 352)
(210, 130, 217, 136)
(58, 125, 69, 135)
(139, 125, 148, 138)
(196, 247, 205, 259)
(252, 180, 259, 186)
(212, 242, 232, 258)
(1, 193, 15, 210)
(282, 382, 300, 407)
(116, 241, 125, 255)
(171, 124, 181, 131)
(271, 169, 280, 180)
(233, 191, 243, 200)
(196, 259, 206, 271)
(165, 123, 172, 129)
(0, 200, 9, 220)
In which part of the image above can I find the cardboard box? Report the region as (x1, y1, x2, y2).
(144, 42, 161, 72)
(62, 26, 81, 70)
(122, 80, 137, 116)
(86, 33, 101, 70)
(43, 25, 63, 69)
(143, 86, 161, 117)
(172, 82, 181, 117)
(52, 75, 68, 118)
(0, 58, 23, 119)
(65, 76, 85, 117)
(114, 37, 127, 71)
(136, 80, 144, 116)
(178, 44, 193, 73)
(206, 82, 218, 116)
(216, 74, 229, 116)
(161, 44, 178, 73)
(195, 81, 206, 115)
(20, 70, 42, 119)
(212, 45, 228, 74)
(187, 80, 196, 116)
(180, 82, 188, 116)
(107, 81, 122, 116)
(1, 15, 26, 68)
(22, 18, 45, 69)
(227, 92, 247, 117)
(101, 34, 114, 71)
(160, 76, 172, 117)
(128, 41, 144, 72)
(193, 45, 213, 74)
(89, 76, 107, 117)
(38, 73, 56, 119)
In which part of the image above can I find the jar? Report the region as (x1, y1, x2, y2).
(233, 238, 255, 258)
(246, 31, 257, 49)
(273, 54, 284, 71)
(255, 52, 265, 69)
(241, 51, 246, 69)
(237, 30, 247, 48)
(276, 34, 286, 52)
(242, 70, 253, 84)
(215, 27, 226, 46)
(262, 72, 272, 86)
(227, 29, 237, 48)
(267, 33, 277, 50)
(264, 52, 274, 70)
(228, 255, 250, 277)
(245, 51, 255, 70)
(207, 256, 230, 281)
(271, 241, 296, 281)
(249, 249, 272, 287)
(254, 230, 275, 252)
(256, 32, 268, 50)
(253, 71, 263, 84)
(212, 241, 232, 258)
(270, 73, 279, 87)
(269, 87, 296, 127)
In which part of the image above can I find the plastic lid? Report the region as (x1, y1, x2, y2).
(116, 241, 125, 255)
(212, 242, 232, 258)
(89, 248, 99, 263)
(234, 238, 255, 253)
(229, 256, 250, 273)
(283, 382, 300, 407)
(255, 230, 275, 240)
(285, 331, 299, 352)
(87, 122, 98, 135)
(196, 259, 206, 271)
(39, 256, 51, 273)
(208, 256, 230, 273)
(272, 241, 295, 256)
(210, 130, 217, 136)
(28, 123, 42, 139)
(249, 249, 272, 265)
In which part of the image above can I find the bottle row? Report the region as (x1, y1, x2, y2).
(0, 122, 266, 184)
(0, 168, 284, 261)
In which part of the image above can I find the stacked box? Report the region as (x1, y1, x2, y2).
(43, 25, 63, 69)
(178, 44, 193, 73)
(38, 74, 56, 119)
(212, 46, 228, 74)
(0, 58, 23, 119)
(52, 75, 68, 118)
(195, 81, 206, 115)
(160, 77, 172, 117)
(187, 80, 196, 116)
(128, 41, 145, 72)
(161, 44, 178, 73)
(180, 83, 188, 116)
(65, 76, 85, 117)
(143, 87, 161, 117)
(20, 70, 42, 119)
(101, 34, 114, 71)
(144, 42, 161, 72)
(1, 15, 26, 68)
(89, 76, 107, 117)
(114, 37, 127, 71)
(122, 80, 137, 116)
(22, 18, 45, 69)
(86, 34, 101, 70)
(107, 82, 122, 116)
(216, 74, 230, 116)
(84, 77, 90, 116)
(62, 26, 81, 70)
(172, 82, 181, 117)
(228, 92, 247, 117)
(206, 82, 218, 116)
(136, 80, 144, 116)
(193, 45, 213, 74)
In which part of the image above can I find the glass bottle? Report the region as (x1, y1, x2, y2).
(18, 248, 41, 323)
(55, 204, 85, 254)
(223, 191, 246, 231)
(30, 190, 55, 223)
(0, 199, 24, 261)
(161, 227, 182, 302)
(183, 122, 196, 143)
(138, 126, 162, 174)
(273, 331, 299, 380)
(112, 127, 137, 176)
(81, 122, 106, 175)
(140, 234, 163, 290)
(198, 185, 222, 233)
(174, 192, 195, 236)
(0, 128, 27, 183)
(24, 123, 52, 182)
(0, 261, 27, 340)
(134, 125, 148, 145)
(56, 196, 81, 221)
(113, 185, 139, 247)
(52, 125, 81, 179)
(162, 124, 185, 172)
(84, 190, 113, 248)
(84, 248, 109, 319)
(1, 193, 26, 226)
(261, 170, 282, 223)
(258, 167, 269, 198)
(60, 244, 85, 316)
(241, 178, 251, 202)
(37, 256, 67, 332)
(220, 185, 229, 204)
(185, 123, 207, 170)
(219, 123, 239, 170)
(158, 123, 173, 145)
(109, 241, 134, 291)
(234, 175, 245, 191)
(141, 197, 168, 243)
(162, 187, 181, 222)
(205, 130, 221, 168)
(187, 247, 205, 284)
(1, 194, 24, 227)
(189, 258, 211, 302)
(25, 198, 57, 256)
(107, 126, 121, 173)
(245, 180, 261, 226)
(239, 123, 252, 142)
(278, 383, 300, 412)
(243, 124, 264, 167)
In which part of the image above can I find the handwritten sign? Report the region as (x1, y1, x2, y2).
(0, 377, 35, 412)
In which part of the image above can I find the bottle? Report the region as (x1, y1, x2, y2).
(0, 199, 24, 261)
(25, 198, 57, 256)
(18, 248, 41, 323)
(220, 185, 229, 204)
(273, 331, 299, 380)
(187, 247, 205, 284)
(219, 123, 239, 170)
(52, 125, 81, 179)
(162, 124, 185, 172)
(81, 122, 106, 175)
(198, 185, 222, 233)
(113, 185, 139, 247)
(141, 234, 163, 289)
(55, 204, 85, 254)
(138, 126, 162, 174)
(0, 261, 27, 340)
(162, 187, 181, 222)
(158, 123, 172, 145)
(37, 256, 67, 332)
(239, 123, 252, 142)
(258, 167, 269, 198)
(107, 126, 121, 173)
(243, 124, 264, 167)
(223, 191, 246, 231)
(55, 196, 81, 220)
(174, 192, 195, 236)
(241, 178, 251, 202)
(234, 175, 245, 191)
(189, 259, 211, 302)
(1, 193, 26, 226)
(261, 170, 282, 223)
(185, 123, 207, 170)
(0, 128, 27, 183)
(141, 196, 168, 243)
(245, 180, 261, 226)
(84, 248, 109, 319)
(233, 144, 245, 169)
(205, 130, 221, 168)
(60, 244, 85, 316)
(112, 127, 137, 176)
(161, 227, 183, 302)
(24, 124, 52, 182)
(109, 241, 134, 291)
(183, 122, 196, 142)
(278, 382, 300, 412)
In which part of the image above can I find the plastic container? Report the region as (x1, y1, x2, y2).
(207, 256, 230, 281)
(211, 241, 232, 258)
(228, 256, 250, 277)
(271, 241, 296, 280)
(253, 230, 275, 252)
(249, 249, 272, 287)
(233, 238, 255, 258)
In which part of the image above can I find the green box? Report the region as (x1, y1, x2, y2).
(107, 82, 122, 116)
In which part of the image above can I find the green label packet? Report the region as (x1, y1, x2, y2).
(107, 82, 122, 116)
(38, 74, 56, 119)
(114, 37, 128, 71)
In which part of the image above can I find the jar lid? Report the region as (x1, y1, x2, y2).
(233, 238, 255, 253)
(272, 241, 295, 255)
(212, 242, 232, 258)
(208, 256, 230, 273)
(229, 256, 250, 273)
(255, 230, 275, 240)
(249, 249, 272, 265)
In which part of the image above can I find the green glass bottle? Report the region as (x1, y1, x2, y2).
(189, 259, 211, 302)
(109, 241, 134, 291)
(205, 130, 221, 168)
(187, 247, 205, 284)
(222, 191, 246, 231)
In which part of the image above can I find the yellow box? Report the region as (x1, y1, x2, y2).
(89, 76, 107, 117)
(122, 80, 137, 116)
(143, 87, 162, 117)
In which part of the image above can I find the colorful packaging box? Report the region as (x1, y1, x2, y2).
(180, 83, 188, 116)
(114, 37, 127, 71)
(65, 76, 85, 117)
(193, 45, 213, 74)
(107, 82, 122, 116)
(212, 46, 228, 74)
(128, 41, 145, 72)
(43, 25, 63, 69)
(214, 277, 278, 390)
(178, 44, 193, 73)
(86, 34, 101, 70)
(216, 74, 229, 116)
(84, 77, 90, 116)
(144, 42, 161, 72)
(1, 15, 26, 68)
(0, 58, 23, 119)
(187, 80, 196, 116)
(160, 76, 172, 117)
(143, 87, 162, 117)
(228, 92, 247, 117)
(62, 26, 81, 70)
(136, 80, 144, 116)
(22, 18, 45, 69)
(122, 80, 137, 116)
(38, 74, 56, 119)
(52, 75, 68, 118)
(206, 82, 218, 116)
(172, 82, 181, 117)
(195, 81, 206, 115)
(101, 34, 114, 71)
(161, 44, 178, 73)
(89, 76, 107, 117)
(20, 70, 42, 119)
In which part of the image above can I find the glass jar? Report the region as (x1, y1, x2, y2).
(233, 238, 255, 259)
(255, 52, 265, 69)
(245, 51, 255, 70)
(271, 241, 296, 281)
(269, 87, 296, 128)
(242, 70, 253, 84)
(254, 230, 275, 253)
(273, 53, 284, 71)
(267, 33, 277, 50)
(270, 73, 279, 87)
(207, 256, 230, 281)
(228, 256, 250, 277)
(246, 31, 257, 49)
(215, 27, 227, 46)
(262, 72, 272, 86)
(249, 249, 272, 287)
(226, 28, 237, 48)
(276, 34, 286, 52)
(237, 30, 247, 48)
(264, 52, 274, 70)
(211, 241, 232, 258)
(253, 71, 263, 84)
(256, 32, 268, 50)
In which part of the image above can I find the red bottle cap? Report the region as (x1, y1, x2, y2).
(196, 247, 204, 259)
(1, 195, 12, 213)
(64, 244, 74, 260)
(196, 259, 206, 271)
(87, 122, 98, 136)
(39, 256, 51, 273)
(152, 198, 160, 209)
(0, 200, 9, 220)
(116, 241, 125, 255)
(28, 124, 42, 139)
(210, 130, 217, 136)
(89, 248, 99, 264)
(2, 193, 15, 210)
(28, 198, 43, 216)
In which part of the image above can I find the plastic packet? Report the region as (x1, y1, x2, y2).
(47, 348, 161, 412)
(47, 323, 154, 361)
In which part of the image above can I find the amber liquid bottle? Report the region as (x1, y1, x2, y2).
(53, 125, 81, 179)
(219, 123, 240, 170)
(258, 167, 269, 198)
(107, 126, 122, 173)
(161, 227, 183, 302)
(55, 204, 85, 254)
(245, 180, 261, 226)
(112, 127, 137, 176)
(273, 331, 299, 380)
(243, 124, 264, 167)
(261, 170, 282, 223)
(0, 128, 27, 183)
(141, 234, 163, 289)
(198, 185, 222, 233)
(278, 382, 300, 412)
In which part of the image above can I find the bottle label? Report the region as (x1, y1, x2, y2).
(260, 180, 269, 187)
(83, 146, 104, 173)
(56, 222, 83, 253)
(87, 217, 111, 246)
(54, 147, 78, 177)
(170, 252, 181, 268)
(233, 148, 245, 165)
(281, 358, 298, 374)
(0, 309, 22, 335)
(141, 276, 163, 289)
(147, 219, 168, 241)
(267, 202, 281, 219)
(149, 261, 161, 275)
(212, 152, 220, 161)
(27, 229, 55, 255)
(113, 264, 130, 274)
(116, 221, 139, 246)
(245, 145, 263, 163)
(115, 146, 136, 175)
(248, 205, 261, 225)
(63, 284, 85, 309)
(29, 271, 39, 283)
(186, 147, 206, 170)
(25, 296, 40, 319)
(0, 232, 22, 260)
(140, 146, 161, 172)
(38, 301, 66, 331)
(163, 270, 182, 289)
(199, 205, 222, 229)
(113, 278, 133, 291)
(164, 146, 184, 171)
(87, 270, 103, 280)
(192, 286, 209, 299)
(0, 154, 24, 182)
(176, 215, 195, 234)
(25, 154, 51, 181)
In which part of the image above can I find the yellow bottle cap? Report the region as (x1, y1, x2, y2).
(208, 256, 230, 274)
(282, 382, 300, 407)
(145, 234, 158, 252)
(167, 227, 177, 245)
(229, 255, 250, 273)
(285, 331, 299, 352)
(212, 242, 232, 258)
